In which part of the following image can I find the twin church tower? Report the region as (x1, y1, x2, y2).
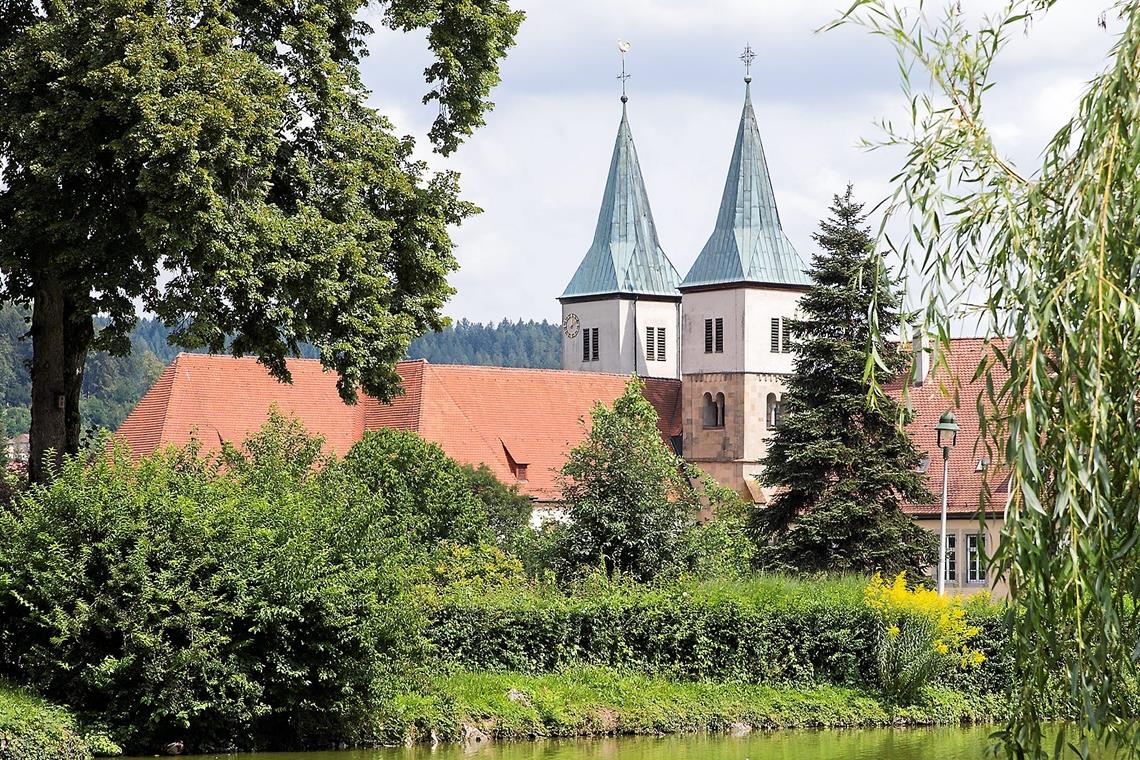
(556, 61, 809, 497)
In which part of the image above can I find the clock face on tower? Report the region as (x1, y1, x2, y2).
(563, 313, 580, 338)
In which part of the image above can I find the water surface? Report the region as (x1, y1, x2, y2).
(143, 725, 1012, 760)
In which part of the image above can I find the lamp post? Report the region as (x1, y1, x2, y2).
(935, 411, 960, 595)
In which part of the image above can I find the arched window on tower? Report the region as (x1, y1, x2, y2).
(766, 393, 783, 430)
(702, 392, 724, 429)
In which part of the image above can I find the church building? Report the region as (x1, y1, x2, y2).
(559, 74, 809, 501)
(114, 69, 1007, 593)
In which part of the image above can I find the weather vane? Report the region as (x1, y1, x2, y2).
(617, 40, 632, 101)
(740, 43, 756, 82)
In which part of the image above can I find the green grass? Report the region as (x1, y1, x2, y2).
(376, 666, 1006, 744)
(0, 683, 119, 760)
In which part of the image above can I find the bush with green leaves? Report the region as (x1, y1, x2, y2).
(460, 462, 533, 547)
(0, 415, 422, 753)
(341, 429, 491, 548)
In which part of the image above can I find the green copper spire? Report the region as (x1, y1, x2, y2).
(681, 78, 809, 290)
(560, 100, 682, 300)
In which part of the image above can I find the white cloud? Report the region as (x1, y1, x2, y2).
(356, 0, 1120, 323)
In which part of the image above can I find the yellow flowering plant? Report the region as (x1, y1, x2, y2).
(865, 572, 986, 702)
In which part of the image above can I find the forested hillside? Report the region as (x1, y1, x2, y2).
(407, 319, 559, 368)
(0, 308, 560, 437)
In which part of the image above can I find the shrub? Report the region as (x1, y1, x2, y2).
(460, 463, 532, 547)
(341, 429, 490, 548)
(0, 416, 422, 753)
(0, 683, 119, 760)
(864, 573, 987, 702)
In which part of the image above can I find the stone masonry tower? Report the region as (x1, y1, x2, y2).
(678, 70, 811, 500)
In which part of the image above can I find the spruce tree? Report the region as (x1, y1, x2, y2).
(753, 185, 936, 575)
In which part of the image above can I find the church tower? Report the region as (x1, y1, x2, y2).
(678, 63, 810, 499)
(558, 94, 682, 379)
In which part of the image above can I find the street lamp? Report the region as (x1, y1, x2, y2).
(935, 410, 960, 595)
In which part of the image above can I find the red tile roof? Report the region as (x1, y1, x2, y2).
(888, 339, 1010, 517)
(114, 354, 681, 501)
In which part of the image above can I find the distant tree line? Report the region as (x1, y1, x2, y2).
(407, 318, 559, 368)
(0, 308, 560, 438)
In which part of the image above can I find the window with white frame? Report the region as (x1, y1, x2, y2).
(943, 534, 957, 583)
(967, 534, 986, 584)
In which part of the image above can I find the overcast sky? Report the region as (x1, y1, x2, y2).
(358, 1, 1119, 326)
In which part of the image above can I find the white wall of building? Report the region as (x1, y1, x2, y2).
(561, 297, 680, 378)
(680, 287, 804, 376)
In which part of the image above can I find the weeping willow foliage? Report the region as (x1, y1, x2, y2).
(831, 1, 1140, 757)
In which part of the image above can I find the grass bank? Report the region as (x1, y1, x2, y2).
(376, 667, 1005, 744)
(0, 684, 119, 760)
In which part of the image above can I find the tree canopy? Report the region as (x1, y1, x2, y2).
(753, 185, 935, 576)
(0, 0, 523, 480)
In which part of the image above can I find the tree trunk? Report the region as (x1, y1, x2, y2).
(29, 276, 67, 483)
(63, 296, 94, 453)
(28, 275, 93, 484)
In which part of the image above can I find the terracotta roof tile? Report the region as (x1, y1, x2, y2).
(114, 356, 681, 502)
(888, 339, 1010, 518)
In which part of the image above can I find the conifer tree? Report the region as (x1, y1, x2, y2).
(752, 185, 935, 575)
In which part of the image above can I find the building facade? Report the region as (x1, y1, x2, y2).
(560, 77, 810, 500)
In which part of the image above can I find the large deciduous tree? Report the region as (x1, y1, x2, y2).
(0, 0, 523, 481)
(833, 2, 1140, 756)
(753, 185, 935, 575)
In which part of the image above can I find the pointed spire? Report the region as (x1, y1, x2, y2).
(681, 75, 809, 290)
(560, 100, 682, 300)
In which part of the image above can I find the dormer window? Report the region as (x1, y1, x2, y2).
(975, 457, 990, 472)
(515, 464, 528, 482)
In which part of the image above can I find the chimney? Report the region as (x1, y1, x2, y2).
(912, 334, 928, 386)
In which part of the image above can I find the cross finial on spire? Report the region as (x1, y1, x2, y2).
(617, 40, 632, 102)
(740, 43, 756, 83)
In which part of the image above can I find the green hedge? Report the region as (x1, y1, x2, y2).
(427, 576, 878, 686)
(426, 576, 1012, 694)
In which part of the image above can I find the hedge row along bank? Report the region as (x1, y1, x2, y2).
(424, 575, 1013, 695)
(0, 684, 118, 760)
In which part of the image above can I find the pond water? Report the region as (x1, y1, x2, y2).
(135, 725, 1021, 760)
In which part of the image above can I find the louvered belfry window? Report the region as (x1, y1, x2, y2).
(771, 318, 781, 352)
(714, 318, 724, 353)
(656, 328, 666, 362)
(704, 319, 714, 353)
(590, 328, 599, 361)
(646, 326, 655, 361)
(583, 328, 591, 362)
(782, 319, 791, 353)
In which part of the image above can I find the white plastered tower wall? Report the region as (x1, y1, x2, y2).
(561, 296, 681, 378)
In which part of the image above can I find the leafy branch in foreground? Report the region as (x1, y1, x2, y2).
(831, 1, 1140, 757)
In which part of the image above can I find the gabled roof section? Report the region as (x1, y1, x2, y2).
(113, 355, 682, 503)
(561, 100, 682, 300)
(681, 80, 810, 290)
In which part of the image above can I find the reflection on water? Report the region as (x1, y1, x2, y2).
(135, 725, 1014, 760)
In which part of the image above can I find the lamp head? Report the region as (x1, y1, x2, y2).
(935, 410, 960, 449)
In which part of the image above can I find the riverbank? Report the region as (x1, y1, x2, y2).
(376, 667, 1006, 744)
(0, 683, 119, 760)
